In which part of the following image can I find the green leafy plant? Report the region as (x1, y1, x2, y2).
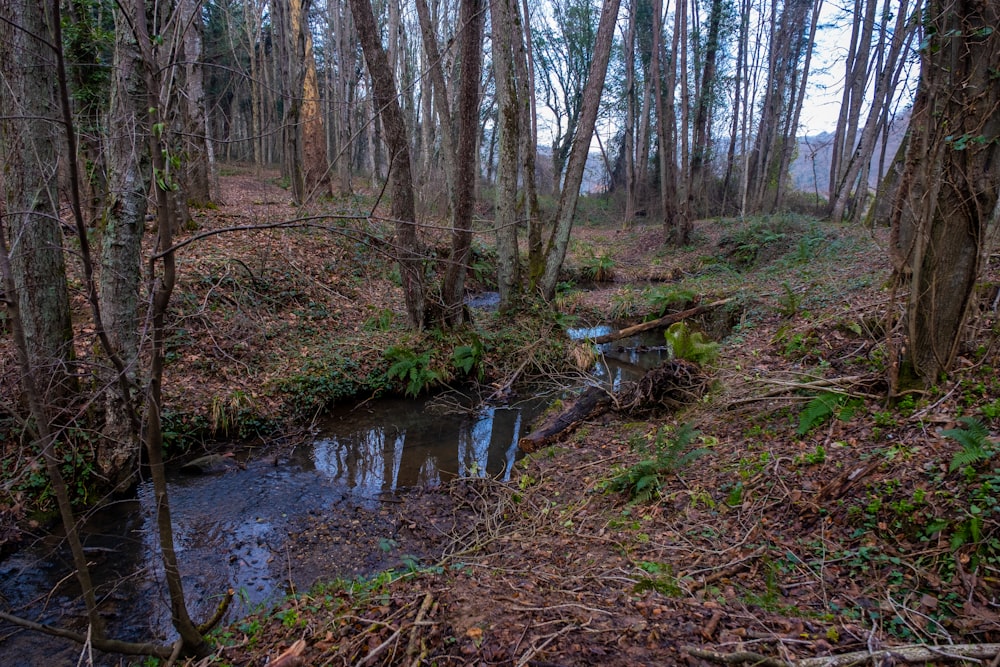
(945, 416, 996, 472)
(385, 346, 441, 397)
(363, 308, 396, 332)
(633, 561, 684, 596)
(665, 322, 719, 365)
(452, 337, 485, 381)
(581, 250, 615, 282)
(797, 392, 860, 435)
(607, 423, 708, 502)
(778, 281, 804, 318)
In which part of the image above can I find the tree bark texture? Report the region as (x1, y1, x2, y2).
(443, 0, 485, 324)
(887, 0, 999, 383)
(0, 0, 76, 408)
(97, 2, 149, 487)
(179, 0, 218, 206)
(491, 0, 523, 309)
(133, 0, 208, 652)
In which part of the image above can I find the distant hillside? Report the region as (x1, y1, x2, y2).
(790, 111, 909, 197)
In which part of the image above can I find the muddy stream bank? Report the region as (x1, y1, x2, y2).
(0, 325, 668, 665)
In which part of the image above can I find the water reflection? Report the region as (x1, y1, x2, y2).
(309, 399, 535, 506)
(567, 324, 672, 390)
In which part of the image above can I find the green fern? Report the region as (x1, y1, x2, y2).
(665, 322, 719, 365)
(385, 346, 441, 397)
(945, 417, 995, 472)
(607, 423, 708, 502)
(797, 392, 860, 435)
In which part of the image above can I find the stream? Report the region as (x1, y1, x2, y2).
(0, 323, 669, 666)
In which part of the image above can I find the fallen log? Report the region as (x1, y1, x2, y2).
(519, 359, 708, 453)
(518, 386, 612, 453)
(590, 298, 732, 344)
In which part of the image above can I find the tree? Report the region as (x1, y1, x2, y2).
(828, 0, 919, 223)
(887, 0, 999, 385)
(177, 0, 220, 206)
(540, 0, 622, 300)
(688, 0, 726, 214)
(745, 0, 820, 212)
(274, 0, 330, 204)
(97, 0, 147, 487)
(492, 0, 524, 308)
(350, 0, 426, 328)
(444, 0, 487, 323)
(1, 0, 76, 409)
(1, 0, 98, 635)
(535, 0, 598, 197)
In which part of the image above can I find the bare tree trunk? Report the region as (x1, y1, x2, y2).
(97, 3, 148, 488)
(274, 0, 329, 205)
(1, 0, 76, 406)
(656, 0, 682, 243)
(515, 0, 545, 289)
(540, 0, 622, 300)
(747, 0, 815, 212)
(491, 0, 523, 309)
(773, 0, 821, 211)
(443, 0, 485, 324)
(676, 0, 690, 233)
(721, 0, 750, 213)
(179, 0, 218, 206)
(886, 0, 999, 384)
(415, 0, 457, 197)
(622, 0, 637, 224)
(690, 0, 723, 215)
(350, 0, 426, 328)
(131, 0, 209, 650)
(0, 0, 99, 634)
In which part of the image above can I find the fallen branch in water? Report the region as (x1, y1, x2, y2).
(684, 642, 1000, 666)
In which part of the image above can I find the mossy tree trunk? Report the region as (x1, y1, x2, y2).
(887, 0, 1000, 384)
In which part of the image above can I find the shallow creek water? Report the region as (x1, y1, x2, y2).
(0, 324, 668, 665)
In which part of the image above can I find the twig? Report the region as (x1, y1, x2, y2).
(406, 593, 435, 666)
(515, 623, 580, 667)
(684, 643, 1000, 666)
(196, 588, 234, 634)
(358, 625, 404, 666)
(684, 646, 790, 665)
(269, 639, 307, 667)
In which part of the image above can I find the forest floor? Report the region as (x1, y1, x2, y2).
(3, 168, 1000, 666)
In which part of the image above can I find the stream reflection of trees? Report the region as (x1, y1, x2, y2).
(312, 405, 525, 502)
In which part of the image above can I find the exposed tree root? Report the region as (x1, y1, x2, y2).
(519, 359, 708, 452)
